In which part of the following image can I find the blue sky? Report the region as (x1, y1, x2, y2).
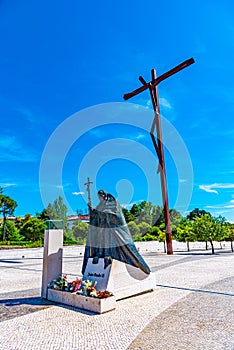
(0, 1, 233, 222)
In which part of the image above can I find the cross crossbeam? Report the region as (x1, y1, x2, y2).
(123, 58, 194, 100)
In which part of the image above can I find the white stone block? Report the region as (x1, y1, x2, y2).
(47, 289, 116, 314)
(41, 229, 63, 298)
(83, 258, 155, 301)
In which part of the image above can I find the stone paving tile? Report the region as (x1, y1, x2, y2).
(127, 276, 234, 350)
(0, 287, 189, 350)
(0, 289, 54, 322)
(0, 244, 233, 350)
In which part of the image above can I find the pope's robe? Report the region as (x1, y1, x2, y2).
(81, 195, 151, 275)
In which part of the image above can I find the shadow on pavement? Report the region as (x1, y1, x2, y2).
(0, 296, 53, 322)
(0, 295, 98, 321)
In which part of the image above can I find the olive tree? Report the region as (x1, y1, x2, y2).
(192, 214, 226, 254)
(175, 218, 197, 251)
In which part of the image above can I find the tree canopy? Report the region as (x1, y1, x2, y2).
(192, 214, 227, 254)
(0, 185, 233, 254)
(19, 218, 44, 242)
(0, 188, 18, 240)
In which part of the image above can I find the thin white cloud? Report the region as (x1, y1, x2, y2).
(135, 133, 146, 140)
(89, 129, 106, 138)
(0, 183, 16, 188)
(179, 179, 187, 183)
(215, 183, 234, 189)
(135, 97, 172, 110)
(13, 106, 47, 126)
(159, 97, 172, 109)
(146, 100, 151, 108)
(199, 183, 234, 194)
(0, 135, 36, 162)
(72, 191, 84, 196)
(121, 199, 144, 209)
(56, 183, 71, 190)
(0, 135, 19, 149)
(14, 107, 35, 124)
(206, 204, 234, 209)
(133, 98, 152, 109)
(199, 185, 218, 194)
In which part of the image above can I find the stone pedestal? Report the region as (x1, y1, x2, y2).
(46, 257, 154, 314)
(41, 223, 63, 299)
(47, 289, 116, 314)
(83, 258, 155, 300)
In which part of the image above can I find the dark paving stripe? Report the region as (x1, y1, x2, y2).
(0, 289, 55, 322)
(127, 276, 234, 350)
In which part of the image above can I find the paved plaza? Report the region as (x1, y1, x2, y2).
(0, 241, 233, 350)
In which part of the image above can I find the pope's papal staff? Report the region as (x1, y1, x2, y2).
(84, 177, 93, 256)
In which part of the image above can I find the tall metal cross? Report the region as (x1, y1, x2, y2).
(123, 58, 195, 254)
(84, 177, 93, 206)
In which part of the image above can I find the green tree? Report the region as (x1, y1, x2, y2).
(43, 196, 69, 238)
(44, 203, 57, 219)
(35, 208, 51, 221)
(139, 201, 147, 210)
(128, 221, 140, 240)
(158, 230, 167, 253)
(187, 209, 212, 250)
(14, 214, 33, 230)
(122, 208, 134, 223)
(53, 196, 67, 221)
(130, 203, 141, 218)
(14, 216, 24, 229)
(0, 190, 18, 241)
(19, 218, 44, 242)
(137, 221, 151, 236)
(169, 209, 183, 234)
(136, 202, 157, 225)
(152, 206, 163, 226)
(72, 221, 89, 241)
(175, 218, 196, 251)
(225, 223, 234, 252)
(141, 225, 162, 242)
(153, 208, 165, 227)
(192, 214, 226, 254)
(0, 220, 24, 241)
(64, 229, 76, 243)
(187, 208, 211, 221)
(149, 225, 162, 239)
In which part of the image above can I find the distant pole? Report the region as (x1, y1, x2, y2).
(123, 58, 195, 254)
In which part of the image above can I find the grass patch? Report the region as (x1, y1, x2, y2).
(0, 240, 43, 248)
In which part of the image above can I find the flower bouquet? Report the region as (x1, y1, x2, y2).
(48, 275, 113, 299)
(47, 275, 115, 313)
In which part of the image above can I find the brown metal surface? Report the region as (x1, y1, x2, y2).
(150, 69, 173, 254)
(123, 58, 194, 254)
(123, 58, 194, 100)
